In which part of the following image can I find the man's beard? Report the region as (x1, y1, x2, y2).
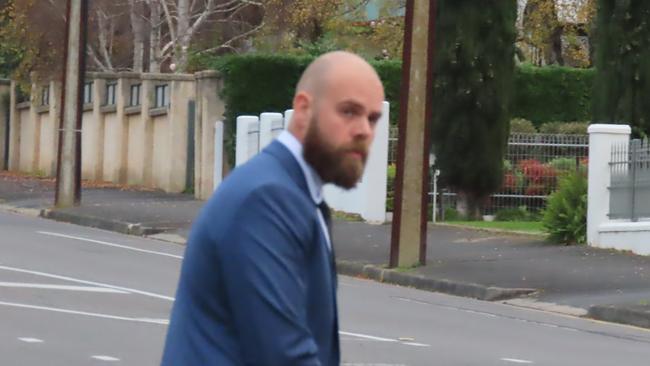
(303, 117, 369, 190)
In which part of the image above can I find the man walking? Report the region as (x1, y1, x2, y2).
(162, 51, 385, 365)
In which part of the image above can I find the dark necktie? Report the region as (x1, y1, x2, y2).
(318, 201, 332, 240)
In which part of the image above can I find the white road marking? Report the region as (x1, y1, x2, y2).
(91, 355, 120, 362)
(501, 358, 534, 364)
(0, 301, 169, 325)
(0, 282, 129, 294)
(340, 331, 396, 342)
(342, 364, 407, 366)
(0, 264, 174, 301)
(402, 342, 430, 347)
(18, 337, 43, 343)
(37, 231, 183, 259)
(340, 331, 430, 347)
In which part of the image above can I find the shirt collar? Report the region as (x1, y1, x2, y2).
(277, 130, 324, 204)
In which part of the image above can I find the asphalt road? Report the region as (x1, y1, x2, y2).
(2, 210, 650, 366)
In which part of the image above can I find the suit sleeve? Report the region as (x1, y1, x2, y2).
(220, 184, 321, 365)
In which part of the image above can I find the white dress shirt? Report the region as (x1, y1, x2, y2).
(276, 131, 332, 250)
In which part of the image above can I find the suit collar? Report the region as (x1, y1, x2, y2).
(263, 139, 311, 198)
(276, 131, 324, 205)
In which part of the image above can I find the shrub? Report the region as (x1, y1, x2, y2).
(510, 118, 537, 133)
(542, 171, 588, 245)
(558, 121, 589, 135)
(538, 122, 564, 134)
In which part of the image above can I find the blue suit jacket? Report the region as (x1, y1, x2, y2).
(162, 141, 340, 365)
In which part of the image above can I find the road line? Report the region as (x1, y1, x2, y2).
(91, 355, 120, 362)
(340, 331, 396, 342)
(0, 301, 169, 325)
(340, 331, 430, 347)
(402, 342, 430, 347)
(18, 337, 43, 343)
(0, 264, 174, 301)
(37, 231, 183, 259)
(501, 358, 534, 364)
(0, 282, 129, 294)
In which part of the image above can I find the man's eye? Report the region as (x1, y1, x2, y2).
(343, 109, 355, 116)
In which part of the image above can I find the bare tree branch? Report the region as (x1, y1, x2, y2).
(197, 22, 265, 55)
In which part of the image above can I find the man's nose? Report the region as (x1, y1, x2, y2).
(352, 117, 373, 140)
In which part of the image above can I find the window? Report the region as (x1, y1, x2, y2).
(105, 82, 116, 106)
(154, 84, 169, 108)
(41, 86, 50, 106)
(83, 82, 93, 104)
(130, 84, 141, 107)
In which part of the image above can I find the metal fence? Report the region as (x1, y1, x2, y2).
(388, 132, 589, 217)
(609, 139, 650, 221)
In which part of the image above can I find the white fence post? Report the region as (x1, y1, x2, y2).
(587, 124, 631, 246)
(259, 112, 283, 150)
(236, 116, 259, 167)
(284, 110, 293, 130)
(213, 121, 224, 191)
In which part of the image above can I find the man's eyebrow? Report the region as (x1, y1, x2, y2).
(337, 100, 364, 108)
(369, 111, 382, 121)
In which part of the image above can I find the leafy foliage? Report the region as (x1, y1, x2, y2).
(593, 0, 650, 137)
(510, 118, 537, 133)
(430, 0, 517, 214)
(542, 171, 588, 244)
(512, 65, 594, 126)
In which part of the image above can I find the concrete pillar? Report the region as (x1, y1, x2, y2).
(37, 81, 61, 176)
(587, 124, 631, 246)
(0, 79, 10, 170)
(141, 78, 154, 186)
(81, 76, 105, 181)
(116, 77, 129, 183)
(8, 81, 20, 171)
(194, 71, 224, 200)
(167, 79, 195, 193)
(213, 121, 224, 192)
(29, 82, 41, 172)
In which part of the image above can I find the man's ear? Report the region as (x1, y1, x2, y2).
(290, 91, 312, 136)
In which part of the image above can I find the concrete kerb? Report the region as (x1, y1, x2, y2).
(41, 209, 165, 236)
(588, 304, 650, 329)
(336, 260, 537, 302)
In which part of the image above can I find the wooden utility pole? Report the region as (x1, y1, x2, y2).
(55, 0, 88, 207)
(389, 0, 437, 268)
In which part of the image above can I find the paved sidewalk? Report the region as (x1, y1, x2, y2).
(2, 171, 650, 329)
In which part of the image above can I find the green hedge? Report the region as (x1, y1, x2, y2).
(204, 54, 594, 147)
(512, 65, 595, 126)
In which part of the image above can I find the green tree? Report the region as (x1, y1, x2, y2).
(431, 0, 517, 218)
(0, 0, 25, 77)
(593, 0, 650, 137)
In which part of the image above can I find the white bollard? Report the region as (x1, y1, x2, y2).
(587, 124, 631, 246)
(284, 110, 294, 130)
(236, 116, 259, 167)
(361, 101, 391, 223)
(259, 112, 283, 149)
(213, 121, 224, 191)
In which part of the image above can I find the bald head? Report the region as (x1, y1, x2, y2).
(295, 51, 381, 100)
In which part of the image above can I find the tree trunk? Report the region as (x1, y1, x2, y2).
(456, 192, 482, 221)
(175, 0, 191, 73)
(148, 0, 161, 73)
(129, 0, 146, 72)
